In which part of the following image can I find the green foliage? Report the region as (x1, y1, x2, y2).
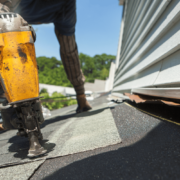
(36, 54, 115, 86)
(100, 67, 109, 80)
(37, 56, 72, 87)
(40, 91, 77, 110)
(40, 88, 48, 94)
(79, 53, 115, 82)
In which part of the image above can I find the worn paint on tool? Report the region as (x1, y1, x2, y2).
(0, 31, 39, 103)
(17, 46, 28, 64)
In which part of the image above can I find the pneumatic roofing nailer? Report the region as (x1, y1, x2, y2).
(0, 12, 47, 158)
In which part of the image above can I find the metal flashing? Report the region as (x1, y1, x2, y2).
(132, 88, 180, 100)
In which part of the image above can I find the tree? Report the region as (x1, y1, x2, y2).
(79, 53, 95, 76)
(79, 53, 115, 82)
(94, 54, 115, 71)
(100, 67, 109, 80)
(36, 53, 115, 86)
(36, 56, 72, 87)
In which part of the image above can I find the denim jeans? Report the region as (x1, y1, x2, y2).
(15, 0, 76, 36)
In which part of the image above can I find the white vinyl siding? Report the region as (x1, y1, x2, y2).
(113, 0, 180, 98)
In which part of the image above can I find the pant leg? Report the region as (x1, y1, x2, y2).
(15, 0, 76, 36)
(15, 0, 85, 94)
(55, 29, 85, 95)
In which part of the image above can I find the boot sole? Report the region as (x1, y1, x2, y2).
(76, 106, 92, 113)
(28, 148, 47, 158)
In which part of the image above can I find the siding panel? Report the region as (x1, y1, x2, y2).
(113, 0, 180, 98)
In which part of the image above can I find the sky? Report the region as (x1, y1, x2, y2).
(32, 0, 123, 60)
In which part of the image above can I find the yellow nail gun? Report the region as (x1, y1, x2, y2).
(0, 12, 47, 157)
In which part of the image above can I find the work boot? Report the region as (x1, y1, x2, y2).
(28, 131, 47, 158)
(0, 124, 4, 131)
(76, 94, 92, 113)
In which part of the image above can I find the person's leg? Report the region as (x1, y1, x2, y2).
(55, 30, 92, 112)
(15, 0, 92, 112)
(55, 31, 85, 95)
(53, 0, 92, 112)
(14, 0, 66, 24)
